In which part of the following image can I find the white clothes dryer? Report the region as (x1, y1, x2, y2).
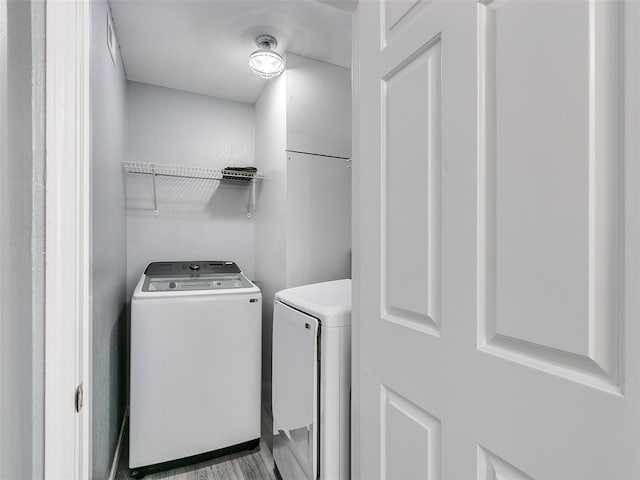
(272, 279, 351, 480)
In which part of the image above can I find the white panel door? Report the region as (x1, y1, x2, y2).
(354, 0, 640, 478)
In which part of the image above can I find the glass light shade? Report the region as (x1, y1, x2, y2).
(248, 49, 286, 79)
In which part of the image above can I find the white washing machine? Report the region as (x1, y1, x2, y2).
(130, 261, 261, 477)
(272, 279, 351, 480)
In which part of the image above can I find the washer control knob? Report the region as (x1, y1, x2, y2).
(189, 263, 200, 271)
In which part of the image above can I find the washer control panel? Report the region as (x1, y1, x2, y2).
(144, 261, 241, 277)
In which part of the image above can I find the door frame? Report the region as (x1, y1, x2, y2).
(350, 4, 361, 480)
(44, 0, 92, 478)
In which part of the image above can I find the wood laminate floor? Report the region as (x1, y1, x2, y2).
(115, 410, 277, 480)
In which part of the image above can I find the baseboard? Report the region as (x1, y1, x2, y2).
(108, 408, 129, 480)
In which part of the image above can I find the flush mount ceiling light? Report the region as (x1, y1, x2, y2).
(248, 34, 286, 79)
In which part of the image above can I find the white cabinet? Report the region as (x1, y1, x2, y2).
(254, 53, 352, 410)
(285, 53, 351, 159)
(255, 52, 352, 296)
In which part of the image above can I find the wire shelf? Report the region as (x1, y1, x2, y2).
(122, 162, 263, 217)
(122, 161, 264, 182)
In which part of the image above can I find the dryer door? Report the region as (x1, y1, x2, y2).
(272, 300, 319, 480)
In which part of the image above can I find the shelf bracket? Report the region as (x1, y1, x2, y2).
(151, 164, 158, 216)
(247, 178, 257, 218)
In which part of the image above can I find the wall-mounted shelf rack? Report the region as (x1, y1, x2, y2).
(122, 161, 263, 217)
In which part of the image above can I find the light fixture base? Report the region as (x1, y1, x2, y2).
(255, 34, 277, 49)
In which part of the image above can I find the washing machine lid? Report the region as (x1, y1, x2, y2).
(275, 279, 351, 328)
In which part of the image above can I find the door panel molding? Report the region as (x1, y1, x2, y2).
(380, 0, 436, 49)
(477, 0, 623, 395)
(381, 35, 442, 337)
(380, 385, 441, 480)
(477, 446, 534, 480)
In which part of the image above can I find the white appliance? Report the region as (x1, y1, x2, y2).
(129, 261, 261, 477)
(272, 279, 351, 480)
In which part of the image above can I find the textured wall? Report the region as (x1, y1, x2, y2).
(91, 1, 128, 478)
(0, 0, 42, 477)
(126, 81, 256, 295)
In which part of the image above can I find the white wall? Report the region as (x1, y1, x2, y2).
(286, 151, 351, 287)
(254, 74, 287, 413)
(91, 2, 128, 479)
(0, 0, 45, 477)
(0, 1, 31, 477)
(126, 82, 256, 294)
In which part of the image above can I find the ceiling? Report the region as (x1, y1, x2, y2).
(109, 0, 352, 104)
